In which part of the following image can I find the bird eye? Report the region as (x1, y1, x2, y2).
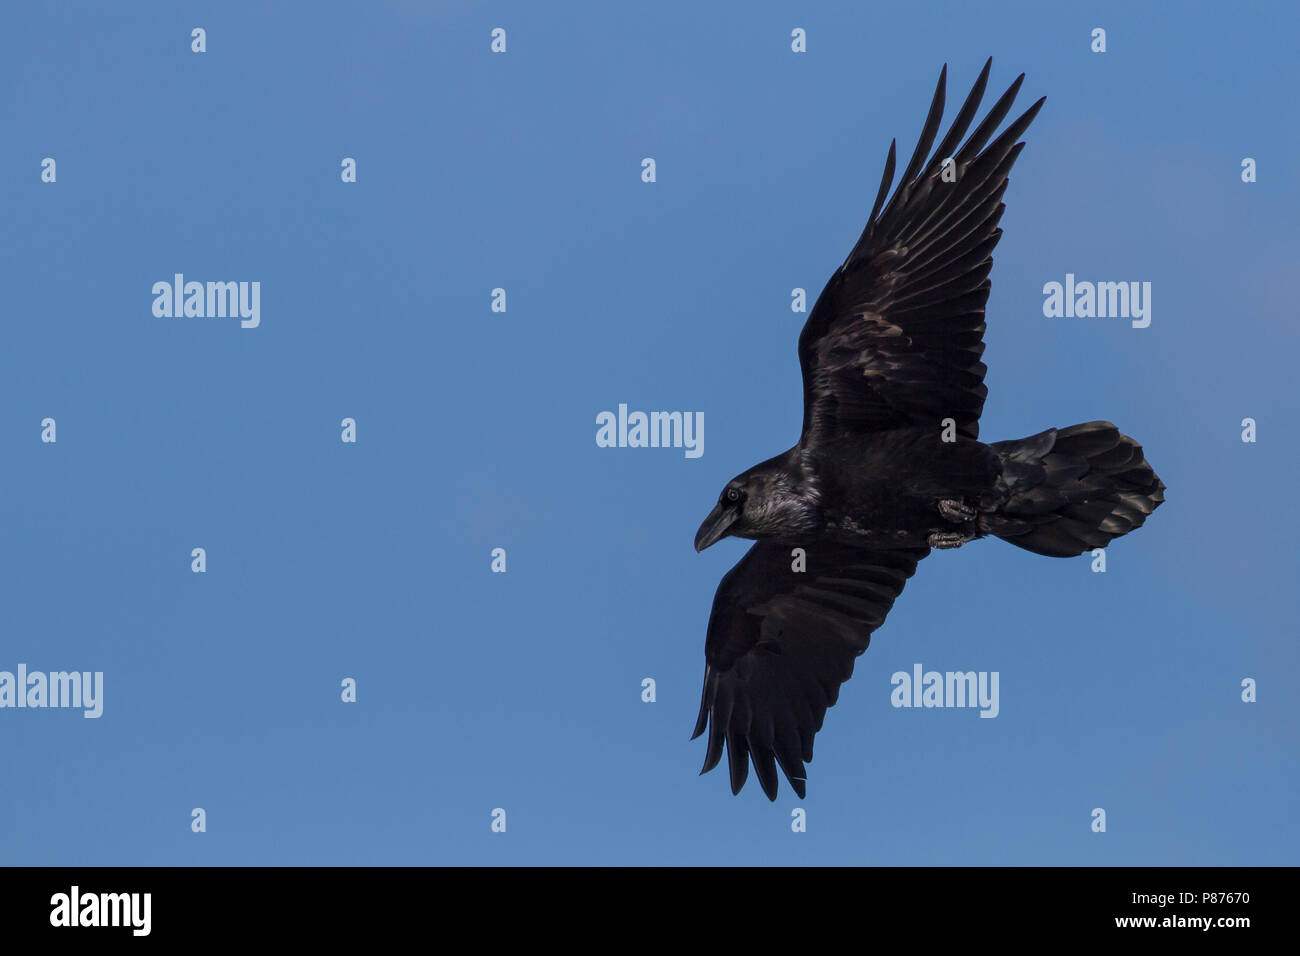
(726, 487, 740, 503)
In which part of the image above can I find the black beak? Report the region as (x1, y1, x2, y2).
(694, 503, 737, 552)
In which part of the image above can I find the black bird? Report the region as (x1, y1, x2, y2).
(691, 60, 1165, 801)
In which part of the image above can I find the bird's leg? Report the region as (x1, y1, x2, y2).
(931, 498, 977, 549)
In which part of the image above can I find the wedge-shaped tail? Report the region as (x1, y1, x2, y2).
(983, 421, 1165, 557)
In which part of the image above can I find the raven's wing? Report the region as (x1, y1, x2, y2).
(799, 59, 1044, 445)
(692, 539, 928, 800)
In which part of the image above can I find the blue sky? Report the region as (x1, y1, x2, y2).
(1, 0, 1295, 865)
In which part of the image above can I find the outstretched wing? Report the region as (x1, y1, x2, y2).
(799, 59, 1045, 445)
(692, 540, 928, 800)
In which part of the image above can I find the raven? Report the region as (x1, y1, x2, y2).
(691, 60, 1165, 801)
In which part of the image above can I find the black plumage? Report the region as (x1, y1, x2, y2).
(691, 61, 1166, 801)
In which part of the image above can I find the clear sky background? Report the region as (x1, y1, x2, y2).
(1, 0, 1295, 865)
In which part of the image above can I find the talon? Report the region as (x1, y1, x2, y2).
(928, 531, 972, 550)
(938, 499, 977, 523)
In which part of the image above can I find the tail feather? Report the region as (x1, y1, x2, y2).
(982, 421, 1165, 557)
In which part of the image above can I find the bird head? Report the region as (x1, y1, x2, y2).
(695, 462, 815, 552)
(694, 479, 750, 552)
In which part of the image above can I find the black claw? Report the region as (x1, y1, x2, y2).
(938, 498, 977, 523)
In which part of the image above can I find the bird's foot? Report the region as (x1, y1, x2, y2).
(928, 531, 973, 550)
(938, 499, 977, 523)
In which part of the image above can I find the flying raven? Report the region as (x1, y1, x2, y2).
(691, 60, 1165, 801)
